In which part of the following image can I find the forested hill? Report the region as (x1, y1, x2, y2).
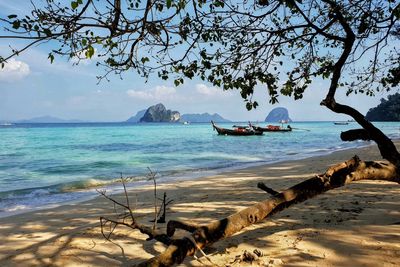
(366, 93, 400, 121)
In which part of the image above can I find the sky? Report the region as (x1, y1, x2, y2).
(0, 1, 395, 122)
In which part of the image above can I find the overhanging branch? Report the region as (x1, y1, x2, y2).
(341, 129, 371, 141)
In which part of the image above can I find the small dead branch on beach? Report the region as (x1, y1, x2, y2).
(150, 192, 174, 224)
(98, 171, 173, 248)
(146, 168, 158, 230)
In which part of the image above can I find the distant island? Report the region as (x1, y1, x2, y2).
(366, 93, 400, 121)
(4, 104, 230, 124)
(15, 116, 83, 123)
(126, 110, 146, 123)
(180, 113, 231, 123)
(140, 103, 180, 123)
(7, 105, 301, 124)
(265, 107, 292, 122)
(126, 103, 231, 123)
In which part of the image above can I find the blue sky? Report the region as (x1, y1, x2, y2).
(0, 1, 394, 122)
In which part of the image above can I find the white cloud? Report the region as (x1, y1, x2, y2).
(0, 58, 30, 82)
(126, 85, 179, 101)
(195, 83, 232, 97)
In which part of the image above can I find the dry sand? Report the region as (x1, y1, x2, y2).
(0, 143, 399, 266)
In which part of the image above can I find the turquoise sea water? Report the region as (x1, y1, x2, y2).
(0, 121, 399, 217)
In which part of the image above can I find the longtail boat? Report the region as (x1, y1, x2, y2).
(252, 124, 292, 132)
(211, 121, 263, 136)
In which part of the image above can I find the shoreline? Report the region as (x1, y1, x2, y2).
(0, 139, 376, 219)
(0, 142, 399, 266)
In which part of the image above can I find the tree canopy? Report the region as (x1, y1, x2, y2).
(0, 1, 399, 106)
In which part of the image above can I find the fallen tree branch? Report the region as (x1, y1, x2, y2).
(138, 156, 399, 266)
(98, 175, 172, 246)
(100, 216, 172, 245)
(341, 129, 371, 141)
(257, 182, 279, 195)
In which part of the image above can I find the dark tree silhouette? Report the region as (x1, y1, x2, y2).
(366, 93, 400, 121)
(1, 1, 399, 266)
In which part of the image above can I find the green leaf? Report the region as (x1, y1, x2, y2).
(166, 0, 172, 9)
(214, 1, 224, 8)
(71, 1, 78, 10)
(246, 102, 252, 110)
(141, 57, 149, 64)
(283, 0, 296, 9)
(12, 20, 20, 29)
(7, 14, 17, 19)
(394, 5, 400, 19)
(43, 28, 52, 37)
(85, 45, 95, 58)
(48, 53, 55, 64)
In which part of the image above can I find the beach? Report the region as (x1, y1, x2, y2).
(0, 142, 399, 266)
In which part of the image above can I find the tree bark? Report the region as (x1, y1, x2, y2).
(138, 156, 399, 266)
(315, 1, 400, 168)
(341, 129, 371, 141)
(323, 99, 400, 167)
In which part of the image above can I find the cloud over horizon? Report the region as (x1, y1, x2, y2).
(195, 83, 233, 97)
(126, 85, 181, 101)
(0, 58, 30, 82)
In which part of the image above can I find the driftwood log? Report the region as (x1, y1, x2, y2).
(138, 156, 399, 266)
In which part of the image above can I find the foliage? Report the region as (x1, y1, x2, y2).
(381, 26, 400, 88)
(0, 0, 399, 109)
(365, 93, 400, 121)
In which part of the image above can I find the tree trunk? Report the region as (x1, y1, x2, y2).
(138, 156, 399, 266)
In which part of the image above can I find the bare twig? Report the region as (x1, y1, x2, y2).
(146, 167, 158, 230)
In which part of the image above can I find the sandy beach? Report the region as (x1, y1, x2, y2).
(0, 142, 399, 267)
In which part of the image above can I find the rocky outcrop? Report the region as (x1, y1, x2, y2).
(265, 107, 292, 122)
(180, 113, 231, 123)
(139, 103, 180, 122)
(126, 109, 146, 123)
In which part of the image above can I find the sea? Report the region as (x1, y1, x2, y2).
(0, 121, 399, 218)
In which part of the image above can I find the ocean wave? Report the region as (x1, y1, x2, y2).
(0, 174, 158, 218)
(192, 152, 265, 162)
(59, 176, 144, 192)
(74, 143, 141, 152)
(35, 161, 125, 175)
(36, 165, 87, 174)
(0, 178, 129, 217)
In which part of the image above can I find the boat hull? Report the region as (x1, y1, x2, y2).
(211, 121, 263, 136)
(253, 126, 292, 132)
